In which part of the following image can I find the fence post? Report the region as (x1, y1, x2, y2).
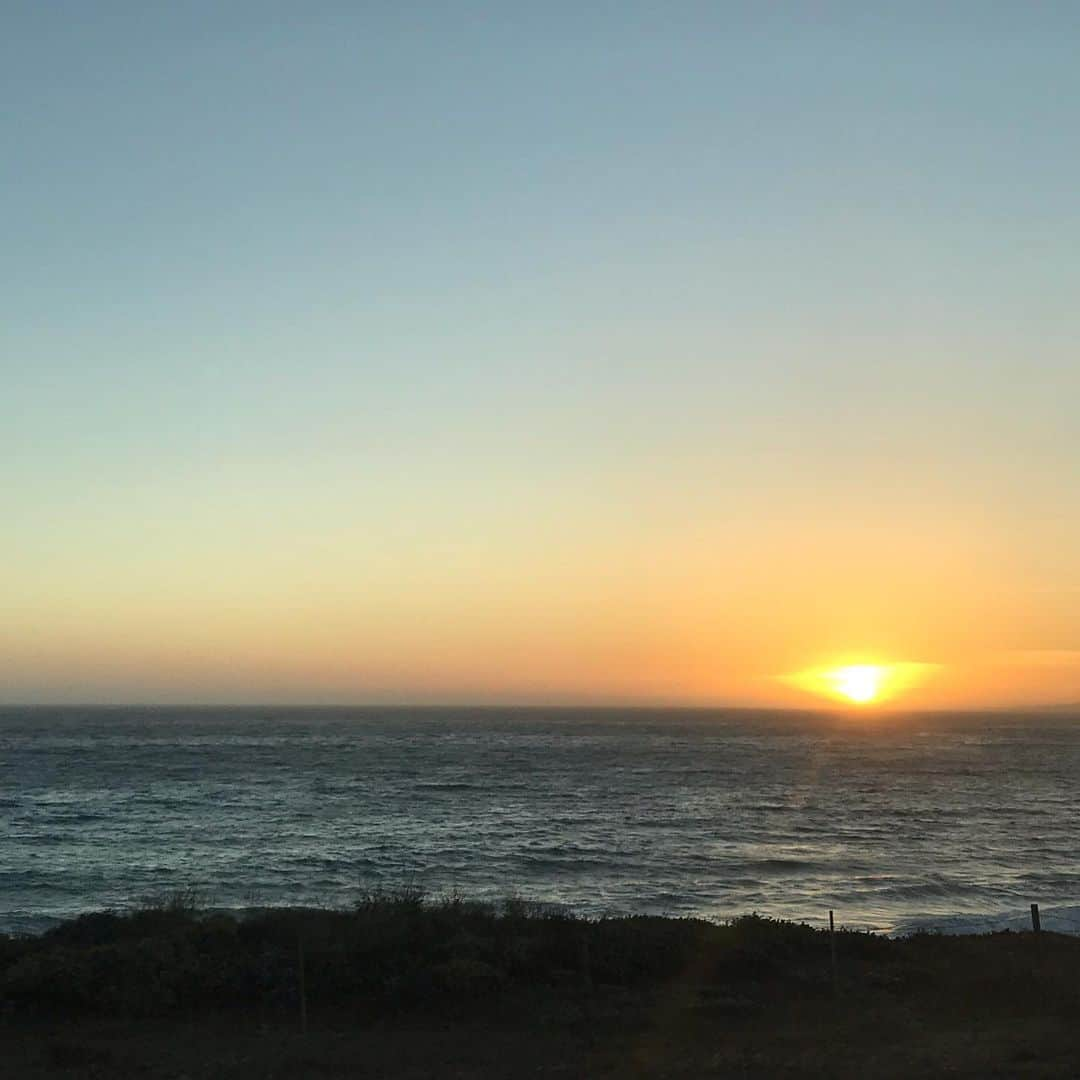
(298, 932, 308, 1036)
(1030, 903, 1041, 933)
(829, 910, 839, 996)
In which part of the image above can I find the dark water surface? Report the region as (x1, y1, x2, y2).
(2, 707, 1078, 935)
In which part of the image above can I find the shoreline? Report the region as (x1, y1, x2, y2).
(6, 897, 1080, 941)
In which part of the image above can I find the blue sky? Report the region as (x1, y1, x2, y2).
(4, 3, 1078, 704)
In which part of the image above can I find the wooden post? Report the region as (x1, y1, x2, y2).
(298, 932, 308, 1036)
(829, 910, 839, 996)
(1030, 903, 1041, 933)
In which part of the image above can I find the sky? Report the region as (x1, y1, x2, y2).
(4, 2, 1078, 708)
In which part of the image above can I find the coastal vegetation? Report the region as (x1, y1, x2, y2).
(2, 890, 1079, 1076)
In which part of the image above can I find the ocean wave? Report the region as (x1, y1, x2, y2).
(868, 880, 985, 901)
(745, 858, 823, 875)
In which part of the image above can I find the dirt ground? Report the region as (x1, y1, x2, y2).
(5, 983, 1080, 1079)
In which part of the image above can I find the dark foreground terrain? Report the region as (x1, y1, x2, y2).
(1, 893, 1078, 1078)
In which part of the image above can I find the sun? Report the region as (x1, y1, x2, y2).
(781, 659, 940, 707)
(828, 665, 884, 704)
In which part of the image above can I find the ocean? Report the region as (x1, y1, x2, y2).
(2, 706, 1078, 937)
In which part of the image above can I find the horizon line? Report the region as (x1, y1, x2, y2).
(2, 701, 1077, 715)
